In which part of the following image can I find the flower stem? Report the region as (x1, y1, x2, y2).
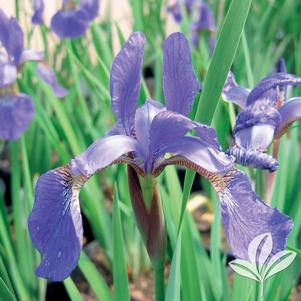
(153, 262, 165, 301)
(259, 281, 265, 301)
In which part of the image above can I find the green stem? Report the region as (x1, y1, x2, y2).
(153, 263, 165, 301)
(259, 281, 264, 301)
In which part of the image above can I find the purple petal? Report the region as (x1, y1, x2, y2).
(0, 94, 35, 140)
(28, 165, 84, 281)
(0, 62, 17, 88)
(19, 49, 44, 65)
(234, 98, 281, 134)
(222, 72, 250, 108)
(149, 111, 198, 161)
(32, 0, 45, 25)
(219, 171, 293, 260)
(277, 58, 287, 73)
(80, 0, 100, 21)
(163, 32, 201, 116)
(51, 9, 90, 39)
(228, 145, 279, 172)
(276, 97, 301, 137)
(192, 2, 216, 33)
(37, 64, 69, 98)
(167, 3, 182, 23)
(156, 135, 234, 174)
(71, 135, 143, 178)
(110, 32, 146, 135)
(134, 100, 165, 156)
(246, 73, 301, 106)
(0, 11, 24, 65)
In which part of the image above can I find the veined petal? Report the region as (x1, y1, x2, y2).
(246, 73, 301, 106)
(0, 94, 35, 140)
(0, 63, 17, 88)
(71, 135, 143, 178)
(222, 71, 250, 109)
(28, 165, 85, 281)
(80, 0, 100, 21)
(149, 110, 197, 162)
(276, 97, 301, 137)
(32, 0, 45, 25)
(228, 145, 279, 172)
(134, 99, 165, 155)
(19, 49, 44, 65)
(110, 32, 146, 135)
(163, 32, 201, 116)
(51, 9, 90, 39)
(234, 98, 281, 133)
(152, 136, 234, 176)
(37, 64, 69, 98)
(219, 171, 293, 260)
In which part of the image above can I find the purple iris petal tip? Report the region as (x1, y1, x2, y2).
(163, 32, 201, 116)
(29, 166, 84, 281)
(0, 94, 35, 140)
(0, 63, 17, 88)
(110, 32, 146, 135)
(51, 0, 100, 39)
(32, 0, 45, 25)
(219, 171, 293, 259)
(37, 64, 69, 98)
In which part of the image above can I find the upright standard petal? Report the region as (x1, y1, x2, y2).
(246, 73, 301, 106)
(110, 32, 146, 135)
(193, 2, 216, 32)
(219, 171, 293, 260)
(276, 97, 301, 137)
(0, 62, 17, 88)
(71, 135, 143, 178)
(32, 0, 45, 25)
(163, 32, 201, 116)
(28, 165, 85, 281)
(51, 9, 90, 39)
(37, 64, 69, 98)
(0, 94, 35, 140)
(222, 72, 250, 109)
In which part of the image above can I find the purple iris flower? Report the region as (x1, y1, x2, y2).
(28, 32, 292, 281)
(51, 0, 100, 39)
(0, 10, 43, 140)
(223, 64, 301, 171)
(37, 64, 69, 98)
(0, 9, 68, 140)
(32, 0, 45, 25)
(168, 0, 216, 48)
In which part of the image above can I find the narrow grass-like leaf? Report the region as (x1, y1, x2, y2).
(78, 252, 114, 301)
(64, 278, 84, 301)
(113, 186, 131, 301)
(0, 277, 16, 301)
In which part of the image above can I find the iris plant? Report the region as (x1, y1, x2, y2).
(223, 64, 301, 171)
(168, 0, 216, 47)
(29, 32, 292, 294)
(32, 0, 100, 39)
(0, 9, 68, 140)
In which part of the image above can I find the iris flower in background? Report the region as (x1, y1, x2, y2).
(168, 0, 216, 48)
(32, 0, 99, 39)
(223, 62, 301, 171)
(0, 9, 68, 140)
(29, 32, 292, 282)
(32, 0, 45, 25)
